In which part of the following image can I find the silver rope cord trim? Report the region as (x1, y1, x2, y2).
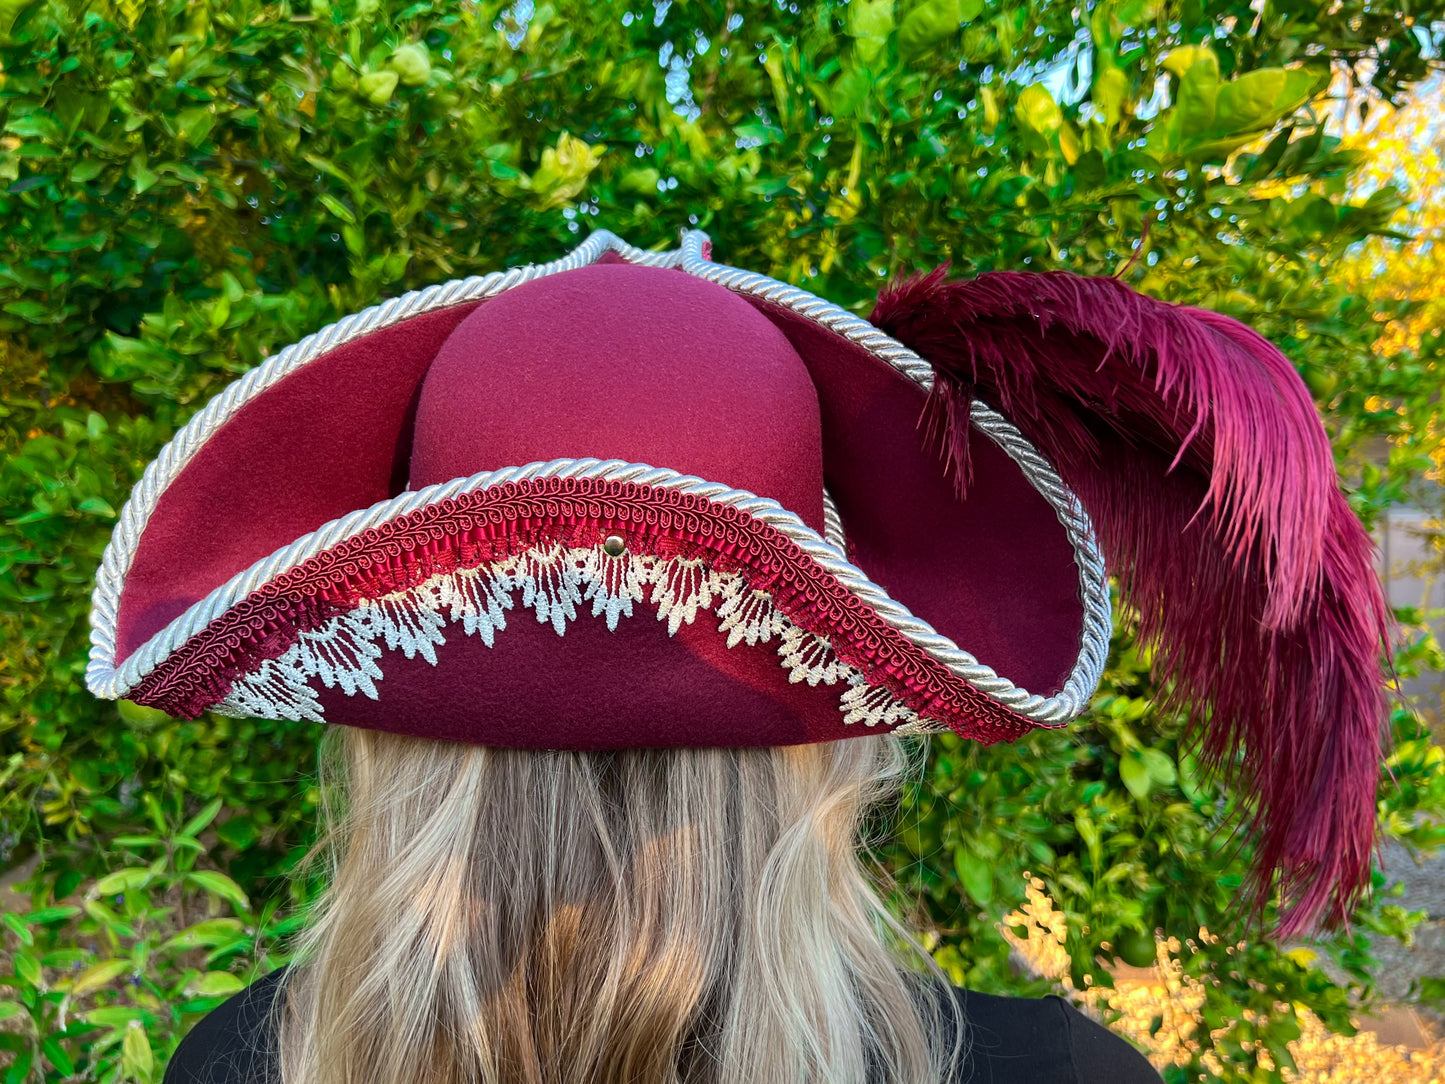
(820, 486, 845, 554)
(88, 230, 1109, 726)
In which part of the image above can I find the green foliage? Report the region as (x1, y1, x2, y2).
(0, 786, 306, 1083)
(1, 0, 1442, 1079)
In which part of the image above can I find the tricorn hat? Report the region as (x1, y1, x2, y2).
(87, 229, 1389, 934)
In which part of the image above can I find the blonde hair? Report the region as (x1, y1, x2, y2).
(276, 725, 964, 1084)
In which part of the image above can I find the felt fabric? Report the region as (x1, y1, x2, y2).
(117, 304, 481, 661)
(314, 590, 847, 749)
(750, 302, 1083, 699)
(409, 264, 827, 537)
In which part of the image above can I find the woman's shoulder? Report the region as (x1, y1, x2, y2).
(942, 986, 1163, 1084)
(164, 969, 1161, 1084)
(163, 967, 287, 1084)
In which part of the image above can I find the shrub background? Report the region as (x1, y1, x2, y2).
(2, 1, 1444, 1081)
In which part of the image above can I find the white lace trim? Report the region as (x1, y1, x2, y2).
(212, 541, 927, 732)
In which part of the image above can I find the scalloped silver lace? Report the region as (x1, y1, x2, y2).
(213, 533, 922, 733)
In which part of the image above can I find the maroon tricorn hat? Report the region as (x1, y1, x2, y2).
(87, 230, 1388, 934)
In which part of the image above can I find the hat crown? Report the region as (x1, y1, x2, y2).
(407, 263, 826, 533)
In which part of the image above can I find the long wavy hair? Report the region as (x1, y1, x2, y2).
(275, 724, 964, 1084)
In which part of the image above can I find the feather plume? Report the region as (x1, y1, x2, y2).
(871, 267, 1391, 935)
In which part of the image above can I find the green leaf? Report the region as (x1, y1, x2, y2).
(845, 0, 894, 64)
(1139, 749, 1177, 787)
(830, 62, 873, 118)
(93, 867, 153, 897)
(127, 152, 159, 194)
(192, 971, 247, 997)
(342, 223, 366, 257)
(4, 299, 51, 322)
(1240, 126, 1293, 182)
(179, 796, 225, 841)
(1213, 67, 1323, 135)
(69, 157, 106, 183)
(358, 70, 399, 106)
(1214, 69, 1286, 134)
(117, 700, 171, 730)
(1289, 193, 1338, 239)
(1272, 1012, 1303, 1043)
(14, 951, 42, 988)
(121, 1024, 154, 1080)
(898, 0, 982, 58)
(1093, 65, 1128, 128)
(22, 906, 79, 925)
(318, 193, 357, 224)
(3, 912, 33, 945)
(1114, 0, 1160, 26)
(41, 1034, 76, 1081)
(5, 112, 62, 141)
(1162, 45, 1215, 77)
(5, 1050, 33, 1084)
(45, 229, 104, 254)
(176, 107, 215, 146)
(1175, 50, 1220, 133)
(733, 121, 784, 147)
(303, 153, 352, 185)
(1120, 752, 1153, 800)
(84, 1007, 146, 1027)
(45, 947, 97, 970)
(68, 959, 131, 997)
(1014, 83, 1062, 148)
(953, 846, 994, 906)
(1264, 1036, 1298, 1073)
(161, 918, 246, 953)
(215, 816, 259, 850)
(1074, 809, 1101, 860)
(388, 43, 431, 87)
(204, 293, 231, 333)
(0, 1000, 25, 1022)
(76, 496, 116, 518)
(186, 870, 250, 913)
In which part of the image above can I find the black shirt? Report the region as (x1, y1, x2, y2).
(164, 967, 1163, 1083)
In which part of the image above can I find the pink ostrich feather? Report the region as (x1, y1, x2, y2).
(872, 267, 1391, 936)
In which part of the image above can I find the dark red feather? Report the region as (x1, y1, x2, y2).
(871, 267, 1391, 936)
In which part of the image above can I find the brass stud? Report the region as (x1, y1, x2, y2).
(602, 534, 627, 557)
